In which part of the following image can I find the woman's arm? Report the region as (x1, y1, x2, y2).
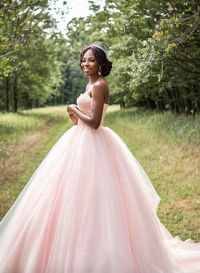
(67, 83, 107, 129)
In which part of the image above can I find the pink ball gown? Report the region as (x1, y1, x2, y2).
(0, 92, 200, 273)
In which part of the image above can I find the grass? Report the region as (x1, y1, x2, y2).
(0, 105, 199, 242)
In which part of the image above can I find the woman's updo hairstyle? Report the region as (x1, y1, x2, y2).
(79, 42, 112, 77)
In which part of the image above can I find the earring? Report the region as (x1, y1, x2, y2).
(98, 66, 102, 76)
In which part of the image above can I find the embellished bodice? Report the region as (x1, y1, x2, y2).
(76, 93, 108, 126)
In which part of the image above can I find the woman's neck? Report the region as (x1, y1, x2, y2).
(88, 75, 102, 84)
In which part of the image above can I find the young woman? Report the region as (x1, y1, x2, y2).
(0, 43, 199, 273)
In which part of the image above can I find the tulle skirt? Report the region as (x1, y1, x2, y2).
(0, 123, 200, 273)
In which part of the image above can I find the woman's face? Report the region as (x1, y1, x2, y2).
(81, 49, 99, 77)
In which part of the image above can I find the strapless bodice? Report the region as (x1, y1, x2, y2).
(76, 93, 108, 126)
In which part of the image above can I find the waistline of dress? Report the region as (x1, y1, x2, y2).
(77, 119, 104, 128)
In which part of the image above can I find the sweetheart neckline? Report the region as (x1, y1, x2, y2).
(81, 93, 109, 105)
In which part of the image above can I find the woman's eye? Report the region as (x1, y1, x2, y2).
(82, 59, 95, 62)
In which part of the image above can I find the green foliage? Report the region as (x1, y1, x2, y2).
(0, 0, 65, 111)
(119, 0, 200, 114)
(1, 0, 200, 115)
(77, 0, 200, 114)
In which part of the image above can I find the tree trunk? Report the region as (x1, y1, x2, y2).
(173, 88, 181, 114)
(147, 98, 156, 110)
(120, 100, 125, 109)
(4, 76, 10, 112)
(13, 72, 18, 112)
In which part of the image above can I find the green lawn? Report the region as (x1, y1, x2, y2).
(0, 105, 199, 241)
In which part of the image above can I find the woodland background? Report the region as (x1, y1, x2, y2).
(0, 0, 200, 115)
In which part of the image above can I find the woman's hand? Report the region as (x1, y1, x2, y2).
(66, 104, 79, 125)
(67, 104, 79, 114)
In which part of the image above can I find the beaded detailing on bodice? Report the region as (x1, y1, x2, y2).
(76, 93, 108, 126)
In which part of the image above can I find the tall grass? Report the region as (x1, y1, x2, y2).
(0, 106, 67, 143)
(106, 107, 200, 145)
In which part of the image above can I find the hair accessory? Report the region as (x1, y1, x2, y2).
(90, 41, 109, 57)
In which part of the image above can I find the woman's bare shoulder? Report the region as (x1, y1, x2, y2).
(95, 78, 108, 89)
(91, 78, 109, 97)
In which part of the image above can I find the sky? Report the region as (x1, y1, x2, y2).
(48, 0, 105, 34)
